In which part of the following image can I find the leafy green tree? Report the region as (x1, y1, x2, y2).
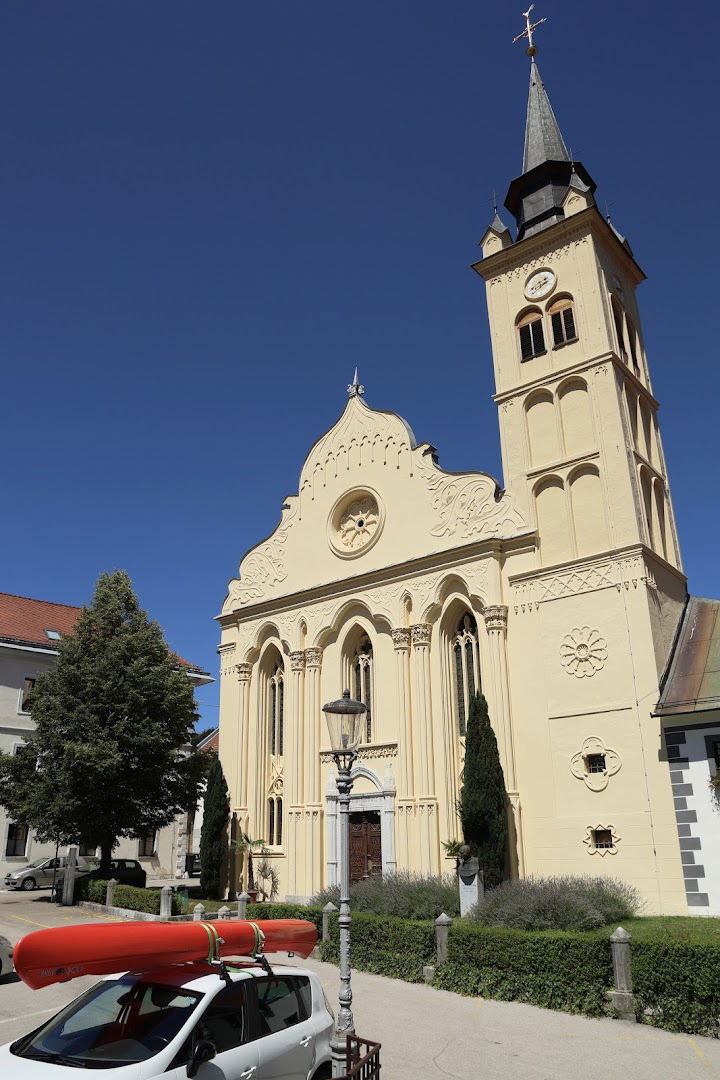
(459, 692, 507, 889)
(199, 755, 229, 899)
(0, 570, 204, 877)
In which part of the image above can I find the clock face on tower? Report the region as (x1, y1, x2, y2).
(524, 269, 557, 301)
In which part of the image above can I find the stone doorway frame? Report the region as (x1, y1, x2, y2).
(325, 763, 396, 887)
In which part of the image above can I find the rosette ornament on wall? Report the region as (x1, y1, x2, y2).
(560, 627, 608, 678)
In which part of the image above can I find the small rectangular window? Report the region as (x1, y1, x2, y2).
(137, 831, 156, 858)
(592, 829, 614, 850)
(20, 677, 36, 713)
(45, 630, 61, 641)
(586, 754, 606, 774)
(6, 822, 29, 857)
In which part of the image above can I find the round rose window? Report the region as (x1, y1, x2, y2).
(329, 489, 384, 558)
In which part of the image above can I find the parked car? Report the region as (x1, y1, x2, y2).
(0, 936, 12, 981)
(4, 856, 90, 892)
(77, 859, 147, 890)
(2, 962, 333, 1079)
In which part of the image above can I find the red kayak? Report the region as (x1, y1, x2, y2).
(14, 918, 317, 990)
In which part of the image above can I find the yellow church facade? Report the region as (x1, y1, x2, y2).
(217, 54, 692, 914)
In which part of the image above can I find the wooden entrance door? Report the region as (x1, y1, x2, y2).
(350, 811, 382, 885)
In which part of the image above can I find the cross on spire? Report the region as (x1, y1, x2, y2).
(512, 4, 546, 57)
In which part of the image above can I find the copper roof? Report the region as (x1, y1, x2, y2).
(657, 597, 720, 716)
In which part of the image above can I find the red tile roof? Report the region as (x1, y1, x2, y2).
(0, 591, 211, 678)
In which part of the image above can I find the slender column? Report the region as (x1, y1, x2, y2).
(305, 647, 324, 897)
(326, 778, 339, 887)
(392, 628, 413, 871)
(483, 605, 524, 877)
(287, 651, 306, 899)
(411, 623, 439, 873)
(236, 664, 253, 815)
(331, 762, 355, 1078)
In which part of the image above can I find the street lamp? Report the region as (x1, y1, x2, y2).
(322, 688, 366, 1078)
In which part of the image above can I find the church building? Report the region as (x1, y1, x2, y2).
(217, 35, 710, 914)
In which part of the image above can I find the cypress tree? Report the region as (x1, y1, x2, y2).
(459, 692, 507, 889)
(199, 755, 229, 900)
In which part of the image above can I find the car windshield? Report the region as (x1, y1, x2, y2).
(11, 976, 202, 1069)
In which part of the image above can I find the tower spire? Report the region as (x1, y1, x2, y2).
(523, 58, 570, 173)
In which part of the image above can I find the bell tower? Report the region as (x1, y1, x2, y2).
(473, 24, 682, 588)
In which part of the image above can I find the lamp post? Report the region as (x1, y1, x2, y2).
(322, 688, 366, 1079)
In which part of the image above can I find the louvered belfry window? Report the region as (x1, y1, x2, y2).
(548, 297, 577, 347)
(518, 311, 546, 361)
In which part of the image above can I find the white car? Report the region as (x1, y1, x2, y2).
(1, 961, 334, 1079)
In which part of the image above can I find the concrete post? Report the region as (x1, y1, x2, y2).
(105, 878, 119, 908)
(193, 903, 206, 921)
(608, 927, 635, 1022)
(61, 845, 79, 906)
(160, 886, 173, 921)
(435, 912, 452, 965)
(218, 905, 231, 920)
(322, 902, 338, 942)
(237, 892, 250, 919)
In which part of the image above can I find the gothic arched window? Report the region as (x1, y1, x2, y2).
(453, 613, 480, 736)
(269, 663, 284, 757)
(353, 636, 373, 743)
(267, 796, 283, 847)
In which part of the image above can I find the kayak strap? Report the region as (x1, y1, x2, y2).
(199, 921, 222, 963)
(247, 921, 265, 959)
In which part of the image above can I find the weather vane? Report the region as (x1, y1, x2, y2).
(512, 4, 546, 57)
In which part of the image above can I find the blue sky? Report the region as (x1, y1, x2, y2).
(2, 2, 718, 728)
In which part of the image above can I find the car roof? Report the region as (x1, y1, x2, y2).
(101, 961, 311, 994)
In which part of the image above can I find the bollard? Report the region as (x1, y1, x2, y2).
(322, 902, 338, 942)
(160, 886, 173, 921)
(435, 912, 452, 965)
(608, 927, 636, 1022)
(105, 878, 119, 908)
(237, 892, 250, 920)
(218, 905, 231, 920)
(193, 903, 206, 921)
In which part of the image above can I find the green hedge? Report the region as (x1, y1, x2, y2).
(320, 911, 435, 983)
(246, 903, 324, 936)
(436, 920, 612, 1016)
(631, 939, 720, 1037)
(80, 879, 182, 916)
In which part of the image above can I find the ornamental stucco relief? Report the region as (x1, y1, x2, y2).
(560, 627, 608, 678)
(583, 824, 620, 856)
(224, 499, 298, 611)
(337, 494, 380, 552)
(416, 455, 526, 541)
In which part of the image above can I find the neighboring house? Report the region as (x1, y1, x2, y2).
(217, 49, 702, 914)
(0, 592, 213, 881)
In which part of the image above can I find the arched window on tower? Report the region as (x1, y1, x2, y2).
(548, 296, 578, 348)
(517, 310, 546, 361)
(353, 637, 373, 742)
(611, 297, 628, 363)
(453, 613, 480, 737)
(269, 663, 284, 757)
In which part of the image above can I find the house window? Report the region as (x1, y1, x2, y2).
(453, 613, 480, 737)
(137, 831, 156, 857)
(45, 630, 61, 642)
(353, 637, 373, 742)
(6, 822, 29, 857)
(518, 310, 546, 361)
(267, 796, 283, 847)
(592, 828, 614, 850)
(586, 754, 606, 774)
(269, 664, 284, 757)
(78, 843, 97, 858)
(20, 677, 36, 713)
(548, 297, 577, 347)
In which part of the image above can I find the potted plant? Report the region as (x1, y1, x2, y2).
(254, 859, 280, 903)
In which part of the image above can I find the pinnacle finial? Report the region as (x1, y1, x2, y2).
(347, 368, 365, 398)
(513, 4, 547, 57)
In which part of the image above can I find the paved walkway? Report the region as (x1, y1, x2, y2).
(0, 893, 718, 1078)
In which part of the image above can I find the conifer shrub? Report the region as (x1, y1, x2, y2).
(459, 693, 506, 889)
(199, 756, 229, 900)
(470, 875, 641, 931)
(312, 871, 459, 920)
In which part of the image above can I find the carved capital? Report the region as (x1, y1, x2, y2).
(290, 650, 306, 672)
(391, 627, 411, 651)
(411, 623, 432, 648)
(484, 605, 508, 633)
(305, 647, 323, 669)
(236, 663, 252, 683)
